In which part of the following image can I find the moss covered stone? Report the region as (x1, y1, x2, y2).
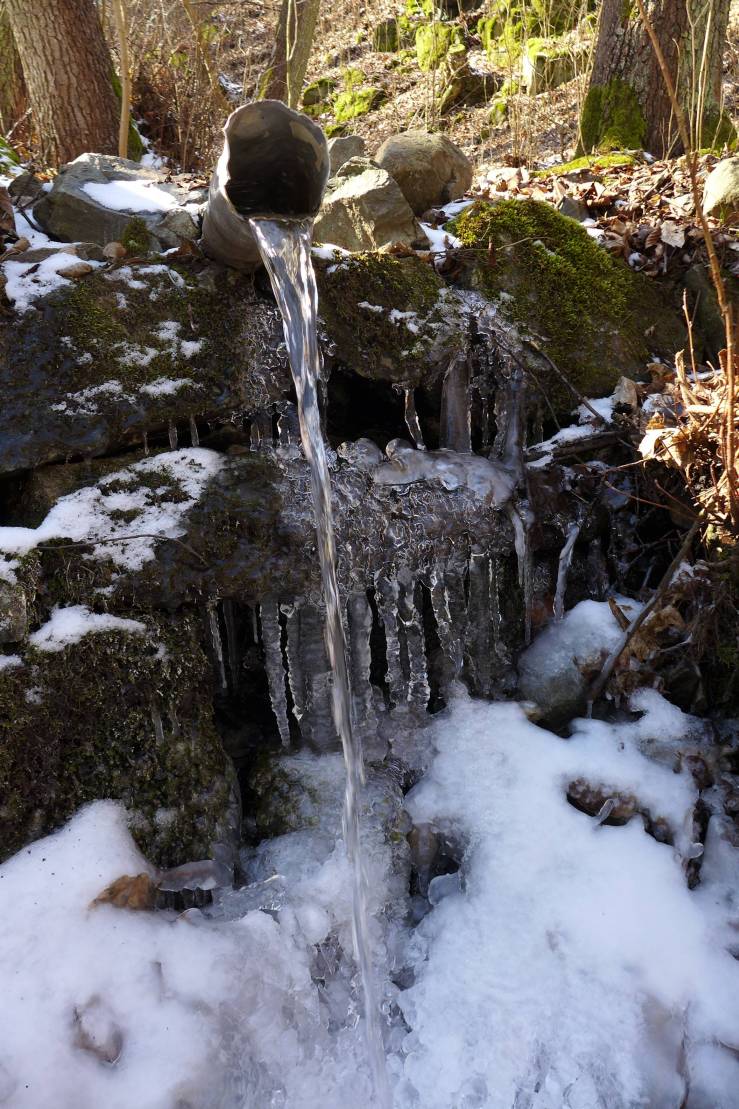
(415, 22, 464, 72)
(0, 261, 288, 474)
(580, 78, 646, 153)
(302, 76, 337, 107)
(448, 198, 685, 408)
(0, 614, 234, 866)
(533, 152, 636, 176)
(315, 252, 465, 386)
(333, 86, 386, 123)
(120, 215, 150, 254)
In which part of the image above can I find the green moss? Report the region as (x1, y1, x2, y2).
(447, 199, 683, 406)
(0, 134, 19, 166)
(533, 152, 636, 176)
(415, 22, 464, 72)
(477, 14, 505, 53)
(342, 66, 366, 90)
(120, 215, 150, 254)
(302, 76, 336, 107)
(0, 616, 232, 866)
(580, 78, 646, 152)
(700, 105, 738, 152)
(333, 86, 386, 123)
(316, 252, 461, 385)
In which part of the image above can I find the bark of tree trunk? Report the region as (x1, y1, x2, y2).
(260, 0, 321, 108)
(0, 9, 25, 135)
(4, 0, 119, 166)
(580, 0, 731, 158)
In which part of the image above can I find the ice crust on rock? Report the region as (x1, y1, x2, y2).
(29, 605, 146, 652)
(0, 448, 223, 574)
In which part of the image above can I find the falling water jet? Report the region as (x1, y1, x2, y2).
(249, 215, 392, 1108)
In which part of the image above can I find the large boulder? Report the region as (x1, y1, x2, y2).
(33, 153, 205, 248)
(703, 156, 739, 219)
(313, 157, 427, 252)
(375, 131, 472, 215)
(447, 198, 687, 412)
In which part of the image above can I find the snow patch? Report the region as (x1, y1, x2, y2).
(29, 606, 146, 653)
(81, 179, 179, 213)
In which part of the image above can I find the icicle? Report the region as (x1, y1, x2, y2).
(277, 403, 301, 450)
(430, 561, 464, 689)
(189, 415, 200, 447)
(465, 552, 492, 695)
(151, 706, 165, 743)
(259, 601, 291, 747)
(281, 602, 306, 729)
(403, 388, 426, 451)
(374, 573, 407, 708)
(554, 522, 581, 622)
(508, 504, 533, 646)
(207, 603, 227, 691)
(300, 604, 336, 750)
(347, 592, 375, 734)
(221, 599, 240, 692)
(489, 554, 503, 655)
(439, 352, 471, 453)
(397, 569, 430, 711)
(168, 420, 178, 449)
(143, 430, 149, 456)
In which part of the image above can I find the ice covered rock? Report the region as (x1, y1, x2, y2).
(517, 597, 641, 719)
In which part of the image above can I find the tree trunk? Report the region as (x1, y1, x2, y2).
(0, 8, 25, 135)
(580, 0, 731, 158)
(259, 0, 321, 108)
(4, 0, 119, 166)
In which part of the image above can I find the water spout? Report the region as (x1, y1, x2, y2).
(201, 102, 330, 271)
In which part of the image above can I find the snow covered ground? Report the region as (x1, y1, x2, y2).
(1, 681, 738, 1108)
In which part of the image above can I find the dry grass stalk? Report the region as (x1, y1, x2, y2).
(635, 0, 738, 531)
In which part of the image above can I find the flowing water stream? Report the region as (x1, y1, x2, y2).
(249, 216, 392, 1108)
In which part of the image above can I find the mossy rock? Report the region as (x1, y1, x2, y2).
(0, 614, 234, 866)
(0, 261, 288, 474)
(447, 199, 686, 410)
(315, 252, 466, 386)
(580, 78, 647, 153)
(333, 86, 386, 124)
(302, 76, 337, 107)
(416, 21, 465, 72)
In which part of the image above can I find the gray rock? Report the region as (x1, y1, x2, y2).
(375, 131, 472, 215)
(557, 195, 589, 222)
(703, 156, 739, 219)
(328, 134, 367, 175)
(33, 154, 203, 248)
(522, 41, 588, 95)
(313, 157, 427, 252)
(0, 580, 27, 643)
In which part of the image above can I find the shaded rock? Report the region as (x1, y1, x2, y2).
(373, 17, 401, 51)
(681, 263, 727, 362)
(0, 580, 27, 643)
(328, 134, 366, 175)
(33, 154, 204, 248)
(315, 251, 465, 385)
(0, 611, 235, 866)
(703, 156, 739, 219)
(313, 157, 426, 252)
(415, 22, 464, 72)
(375, 131, 473, 214)
(0, 261, 288, 474)
(438, 55, 499, 114)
